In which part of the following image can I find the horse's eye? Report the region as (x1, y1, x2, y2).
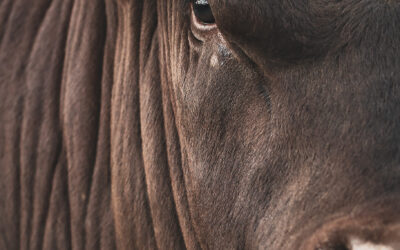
(192, 0, 215, 24)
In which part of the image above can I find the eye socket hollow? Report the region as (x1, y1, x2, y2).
(192, 0, 215, 24)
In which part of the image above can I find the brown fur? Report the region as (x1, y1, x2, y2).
(1, 0, 400, 249)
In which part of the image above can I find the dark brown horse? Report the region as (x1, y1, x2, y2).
(1, 0, 399, 249)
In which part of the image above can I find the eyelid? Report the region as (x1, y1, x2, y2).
(190, 6, 217, 36)
(191, 0, 215, 25)
(187, 0, 209, 5)
(194, 0, 209, 5)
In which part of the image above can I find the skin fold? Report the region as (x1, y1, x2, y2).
(1, 0, 399, 249)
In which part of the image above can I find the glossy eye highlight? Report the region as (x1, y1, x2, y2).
(192, 0, 215, 24)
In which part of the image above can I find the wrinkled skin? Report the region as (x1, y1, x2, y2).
(1, 0, 400, 249)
